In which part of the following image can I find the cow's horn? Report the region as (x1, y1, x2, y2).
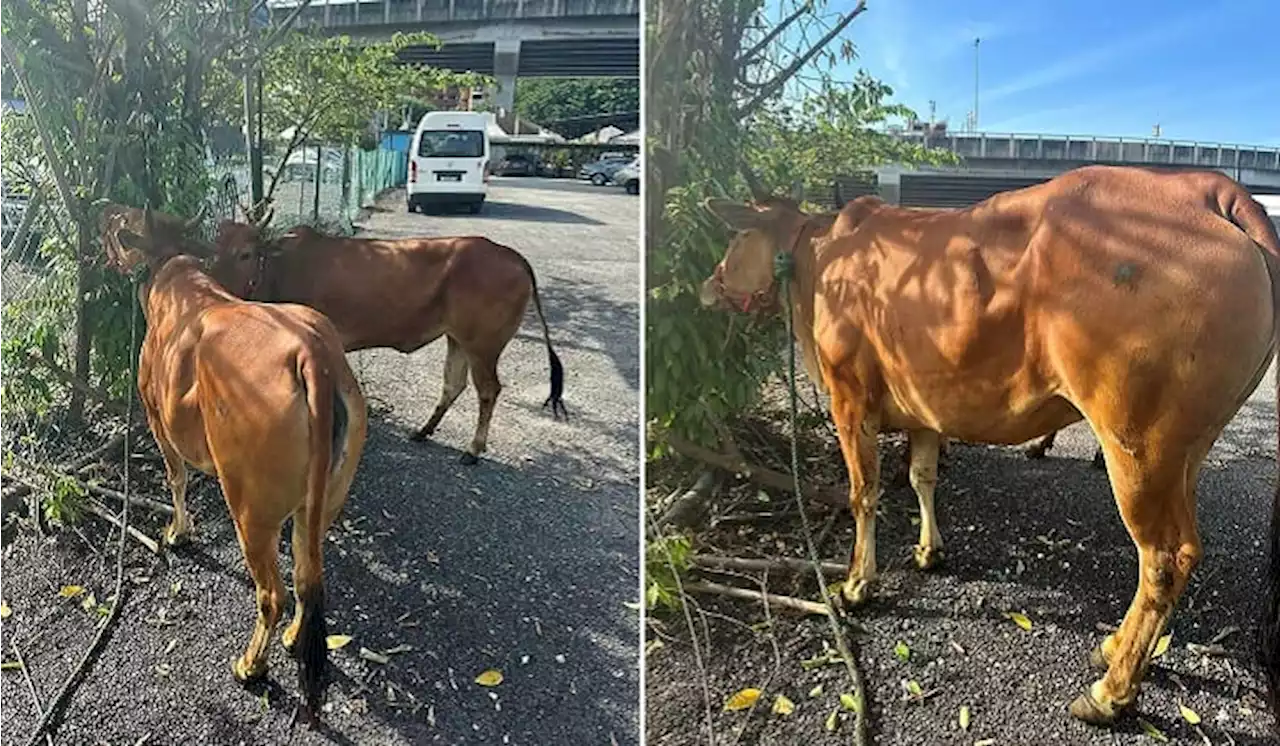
(183, 202, 208, 232)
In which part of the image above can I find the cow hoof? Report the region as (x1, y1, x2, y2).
(282, 623, 299, 654)
(459, 452, 479, 466)
(1068, 689, 1119, 725)
(1091, 451, 1106, 470)
(1024, 446, 1048, 460)
(408, 429, 430, 443)
(162, 523, 191, 547)
(1089, 644, 1110, 671)
(841, 578, 873, 606)
(913, 544, 943, 570)
(232, 655, 268, 683)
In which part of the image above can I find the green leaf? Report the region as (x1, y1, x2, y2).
(808, 683, 823, 698)
(824, 708, 839, 732)
(1138, 718, 1169, 742)
(893, 640, 910, 663)
(959, 704, 970, 730)
(1178, 702, 1201, 725)
(839, 692, 861, 712)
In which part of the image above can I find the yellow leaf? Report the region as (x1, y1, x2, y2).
(1153, 633, 1172, 658)
(1178, 703, 1201, 725)
(1, 661, 22, 671)
(771, 694, 795, 716)
(959, 705, 971, 730)
(839, 692, 861, 712)
(808, 683, 823, 698)
(325, 635, 353, 650)
(1006, 611, 1032, 631)
(474, 669, 504, 687)
(58, 585, 85, 598)
(1, 602, 11, 619)
(724, 688, 761, 711)
(824, 708, 839, 732)
(81, 593, 96, 611)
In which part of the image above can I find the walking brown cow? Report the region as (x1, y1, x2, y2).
(101, 204, 368, 716)
(699, 166, 1280, 725)
(208, 222, 566, 464)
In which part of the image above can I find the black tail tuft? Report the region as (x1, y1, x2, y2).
(296, 587, 329, 715)
(542, 347, 567, 420)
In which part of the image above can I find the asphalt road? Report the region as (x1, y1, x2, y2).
(0, 177, 641, 745)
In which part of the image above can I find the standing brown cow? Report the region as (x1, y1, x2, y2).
(700, 166, 1280, 725)
(101, 205, 368, 715)
(209, 223, 565, 464)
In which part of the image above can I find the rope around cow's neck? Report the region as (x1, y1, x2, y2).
(776, 250, 868, 745)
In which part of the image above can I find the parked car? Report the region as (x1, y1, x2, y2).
(496, 153, 540, 177)
(611, 160, 640, 195)
(578, 156, 633, 186)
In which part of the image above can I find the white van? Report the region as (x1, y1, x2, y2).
(407, 111, 490, 214)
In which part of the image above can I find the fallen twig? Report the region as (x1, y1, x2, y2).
(1186, 642, 1240, 659)
(11, 640, 53, 746)
(658, 469, 718, 530)
(84, 482, 173, 516)
(81, 500, 160, 555)
(691, 553, 846, 578)
(684, 580, 830, 616)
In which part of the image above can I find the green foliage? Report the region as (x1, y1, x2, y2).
(751, 75, 960, 196)
(1, 0, 221, 425)
(44, 474, 85, 526)
(645, 534, 692, 611)
(515, 78, 638, 138)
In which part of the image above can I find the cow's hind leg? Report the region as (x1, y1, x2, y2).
(229, 513, 286, 683)
(461, 349, 503, 465)
(1070, 439, 1202, 724)
(155, 435, 192, 546)
(907, 430, 944, 570)
(411, 336, 469, 442)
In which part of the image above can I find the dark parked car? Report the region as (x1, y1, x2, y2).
(496, 153, 540, 177)
(578, 156, 633, 186)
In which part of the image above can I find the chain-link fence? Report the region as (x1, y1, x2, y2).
(208, 144, 407, 233)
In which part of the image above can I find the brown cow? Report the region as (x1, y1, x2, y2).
(699, 166, 1280, 725)
(101, 204, 368, 715)
(207, 223, 566, 464)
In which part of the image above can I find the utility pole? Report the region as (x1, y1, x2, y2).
(973, 37, 981, 132)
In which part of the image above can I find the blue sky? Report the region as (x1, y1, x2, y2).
(785, 0, 1280, 145)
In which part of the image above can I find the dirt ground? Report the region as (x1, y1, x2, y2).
(1, 178, 641, 745)
(645, 365, 1279, 745)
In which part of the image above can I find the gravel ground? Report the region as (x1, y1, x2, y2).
(646, 362, 1279, 745)
(1, 177, 641, 745)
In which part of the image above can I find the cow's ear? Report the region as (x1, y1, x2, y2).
(703, 199, 767, 231)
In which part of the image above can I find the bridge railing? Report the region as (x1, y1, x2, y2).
(891, 131, 1280, 172)
(272, 0, 639, 27)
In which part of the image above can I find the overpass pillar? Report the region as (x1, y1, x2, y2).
(493, 39, 520, 132)
(877, 168, 903, 205)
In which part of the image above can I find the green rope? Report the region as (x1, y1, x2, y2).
(777, 253, 868, 745)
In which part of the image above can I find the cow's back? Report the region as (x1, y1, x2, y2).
(811, 166, 1275, 442)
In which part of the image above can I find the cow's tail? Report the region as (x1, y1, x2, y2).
(1222, 186, 1280, 725)
(517, 253, 566, 419)
(294, 353, 357, 715)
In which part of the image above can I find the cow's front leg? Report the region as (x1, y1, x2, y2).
(827, 384, 880, 606)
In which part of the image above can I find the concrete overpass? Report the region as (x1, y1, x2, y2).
(832, 131, 1280, 209)
(271, 0, 639, 119)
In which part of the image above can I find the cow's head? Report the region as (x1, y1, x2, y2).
(699, 197, 808, 313)
(100, 203, 209, 274)
(208, 209, 277, 297)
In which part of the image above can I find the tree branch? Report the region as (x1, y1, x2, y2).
(684, 580, 830, 616)
(735, 0, 867, 120)
(736, 0, 813, 68)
